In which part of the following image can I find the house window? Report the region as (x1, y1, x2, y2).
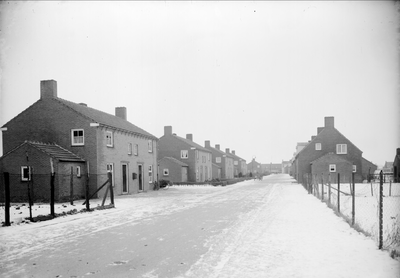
(148, 140, 153, 153)
(106, 131, 113, 147)
(315, 143, 321, 150)
(149, 165, 153, 183)
(336, 144, 347, 154)
(216, 157, 221, 163)
(329, 164, 336, 172)
(71, 129, 84, 146)
(128, 143, 132, 155)
(21, 166, 31, 181)
(181, 150, 188, 159)
(353, 165, 357, 173)
(134, 144, 138, 156)
(76, 166, 81, 178)
(163, 169, 169, 176)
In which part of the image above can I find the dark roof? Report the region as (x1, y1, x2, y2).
(205, 145, 235, 158)
(310, 152, 352, 165)
(159, 157, 188, 167)
(56, 98, 158, 140)
(1, 141, 85, 162)
(173, 135, 212, 153)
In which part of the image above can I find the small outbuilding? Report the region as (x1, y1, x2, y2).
(158, 157, 189, 183)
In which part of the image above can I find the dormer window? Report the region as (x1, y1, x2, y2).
(71, 129, 84, 146)
(315, 143, 321, 150)
(336, 144, 347, 154)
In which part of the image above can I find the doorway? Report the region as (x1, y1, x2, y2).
(122, 163, 128, 194)
(138, 164, 144, 191)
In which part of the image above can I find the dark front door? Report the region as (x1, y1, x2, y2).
(138, 164, 143, 191)
(122, 164, 128, 194)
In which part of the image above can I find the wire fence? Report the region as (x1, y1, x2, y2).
(0, 172, 114, 226)
(302, 172, 400, 256)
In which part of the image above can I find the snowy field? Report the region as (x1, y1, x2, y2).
(0, 175, 399, 278)
(316, 182, 400, 251)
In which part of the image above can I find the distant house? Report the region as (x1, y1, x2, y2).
(382, 161, 394, 175)
(262, 163, 281, 174)
(204, 141, 234, 180)
(311, 153, 353, 184)
(158, 157, 189, 183)
(0, 141, 86, 201)
(231, 150, 247, 177)
(282, 160, 291, 174)
(247, 158, 262, 176)
(158, 126, 212, 182)
(394, 148, 400, 182)
(1, 80, 158, 199)
(292, 116, 368, 184)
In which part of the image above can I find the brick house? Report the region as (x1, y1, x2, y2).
(292, 116, 366, 184)
(0, 141, 86, 201)
(158, 126, 212, 182)
(204, 141, 234, 180)
(247, 158, 262, 176)
(158, 157, 188, 183)
(262, 163, 282, 174)
(394, 148, 400, 182)
(231, 150, 247, 177)
(1, 80, 158, 198)
(311, 153, 354, 184)
(361, 157, 377, 182)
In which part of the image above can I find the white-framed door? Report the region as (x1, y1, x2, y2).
(122, 163, 129, 194)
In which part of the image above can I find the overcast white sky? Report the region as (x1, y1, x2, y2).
(0, 1, 399, 166)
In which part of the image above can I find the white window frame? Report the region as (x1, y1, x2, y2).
(336, 144, 347, 154)
(134, 144, 138, 156)
(21, 166, 31, 181)
(353, 165, 357, 173)
(128, 143, 132, 155)
(216, 157, 221, 163)
(106, 131, 113, 147)
(76, 166, 81, 178)
(71, 129, 84, 146)
(329, 164, 336, 173)
(163, 169, 169, 176)
(149, 165, 153, 183)
(181, 150, 188, 159)
(148, 140, 153, 153)
(315, 143, 321, 150)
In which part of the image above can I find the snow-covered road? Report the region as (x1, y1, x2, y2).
(0, 174, 399, 277)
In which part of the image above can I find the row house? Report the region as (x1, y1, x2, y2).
(158, 126, 212, 183)
(204, 141, 234, 180)
(262, 163, 282, 174)
(247, 158, 262, 175)
(231, 150, 247, 177)
(292, 116, 376, 184)
(0, 80, 158, 200)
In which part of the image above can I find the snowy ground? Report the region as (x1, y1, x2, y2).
(0, 174, 399, 278)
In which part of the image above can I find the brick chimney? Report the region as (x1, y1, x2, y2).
(325, 116, 334, 128)
(397, 148, 400, 156)
(115, 107, 127, 120)
(40, 80, 57, 99)
(317, 127, 324, 134)
(232, 150, 236, 155)
(215, 144, 220, 150)
(186, 134, 193, 141)
(225, 148, 230, 154)
(164, 126, 172, 136)
(205, 140, 211, 148)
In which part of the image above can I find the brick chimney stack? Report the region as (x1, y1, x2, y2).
(325, 116, 334, 128)
(115, 107, 127, 120)
(205, 140, 211, 148)
(215, 144, 220, 150)
(186, 134, 193, 141)
(164, 126, 172, 136)
(317, 127, 324, 134)
(232, 150, 236, 155)
(226, 148, 230, 154)
(40, 80, 57, 99)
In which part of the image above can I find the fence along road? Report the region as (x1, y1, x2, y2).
(0, 174, 399, 277)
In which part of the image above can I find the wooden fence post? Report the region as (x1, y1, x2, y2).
(109, 172, 114, 206)
(4, 172, 11, 226)
(337, 173, 340, 214)
(321, 173, 324, 202)
(27, 180, 33, 222)
(328, 173, 331, 207)
(379, 170, 383, 249)
(50, 158, 55, 217)
(352, 172, 355, 226)
(85, 162, 90, 211)
(70, 166, 74, 205)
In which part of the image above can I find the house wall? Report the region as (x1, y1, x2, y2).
(195, 150, 212, 182)
(212, 164, 221, 180)
(361, 158, 377, 182)
(57, 162, 87, 201)
(158, 159, 185, 183)
(296, 127, 363, 183)
(311, 155, 353, 184)
(225, 157, 234, 179)
(96, 127, 157, 195)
